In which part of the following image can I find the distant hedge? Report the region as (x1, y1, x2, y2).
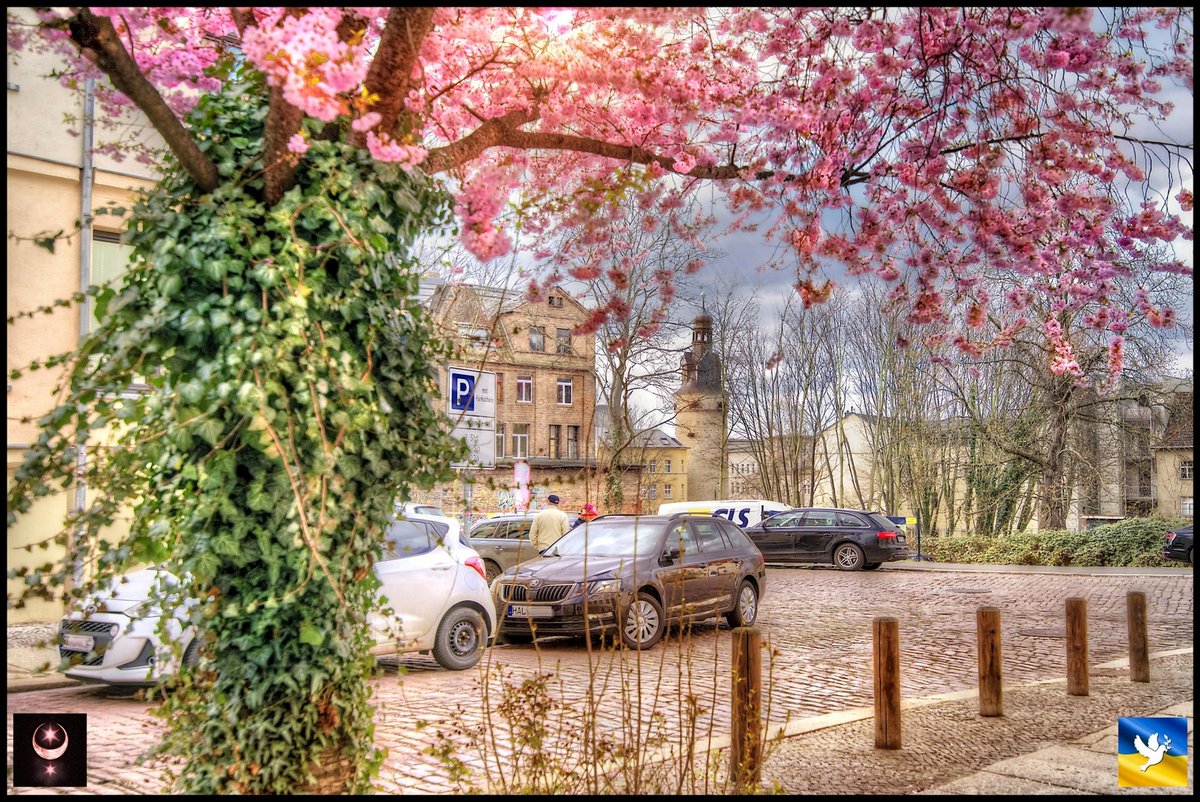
(922, 517, 1190, 567)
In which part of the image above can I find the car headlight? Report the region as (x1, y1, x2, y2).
(123, 601, 161, 620)
(586, 579, 622, 596)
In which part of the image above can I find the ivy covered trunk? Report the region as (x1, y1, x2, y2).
(8, 79, 465, 793)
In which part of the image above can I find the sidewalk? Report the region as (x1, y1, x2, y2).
(757, 648, 1193, 795)
(7, 622, 78, 693)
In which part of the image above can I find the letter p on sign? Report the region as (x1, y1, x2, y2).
(451, 373, 476, 412)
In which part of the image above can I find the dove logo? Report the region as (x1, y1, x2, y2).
(1118, 716, 1188, 787)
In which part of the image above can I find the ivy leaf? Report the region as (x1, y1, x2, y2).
(298, 623, 325, 647)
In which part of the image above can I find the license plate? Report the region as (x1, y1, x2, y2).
(63, 633, 94, 652)
(896, 536, 906, 545)
(507, 604, 553, 619)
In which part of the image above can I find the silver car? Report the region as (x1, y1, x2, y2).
(468, 514, 542, 584)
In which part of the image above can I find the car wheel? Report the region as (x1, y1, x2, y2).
(432, 606, 486, 671)
(863, 562, 882, 571)
(725, 580, 759, 628)
(834, 543, 866, 571)
(182, 636, 201, 668)
(620, 592, 664, 650)
(484, 560, 503, 585)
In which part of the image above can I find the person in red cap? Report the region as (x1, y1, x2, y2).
(530, 493, 570, 552)
(579, 503, 598, 522)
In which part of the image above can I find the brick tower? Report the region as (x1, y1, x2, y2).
(674, 310, 727, 500)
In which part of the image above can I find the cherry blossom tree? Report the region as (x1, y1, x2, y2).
(5, 5, 1194, 793)
(9, 6, 1193, 375)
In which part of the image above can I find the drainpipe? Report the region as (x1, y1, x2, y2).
(69, 78, 96, 591)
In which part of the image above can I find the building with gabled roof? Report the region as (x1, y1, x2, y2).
(420, 281, 600, 516)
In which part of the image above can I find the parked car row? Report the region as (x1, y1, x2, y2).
(57, 503, 920, 688)
(59, 511, 495, 686)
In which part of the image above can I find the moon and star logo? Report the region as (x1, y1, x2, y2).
(13, 713, 87, 787)
(32, 722, 70, 761)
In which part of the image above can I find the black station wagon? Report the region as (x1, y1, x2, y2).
(742, 507, 911, 570)
(492, 514, 767, 649)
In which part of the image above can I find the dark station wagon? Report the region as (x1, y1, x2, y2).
(742, 507, 911, 570)
(492, 514, 767, 649)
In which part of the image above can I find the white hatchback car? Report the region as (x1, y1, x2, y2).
(58, 513, 498, 685)
(368, 512, 497, 670)
(58, 567, 199, 686)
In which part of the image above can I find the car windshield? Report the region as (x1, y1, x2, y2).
(549, 519, 663, 558)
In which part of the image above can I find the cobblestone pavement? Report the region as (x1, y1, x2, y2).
(6, 565, 1193, 794)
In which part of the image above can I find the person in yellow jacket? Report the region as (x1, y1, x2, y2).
(529, 494, 570, 552)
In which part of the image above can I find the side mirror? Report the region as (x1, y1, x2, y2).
(660, 546, 681, 565)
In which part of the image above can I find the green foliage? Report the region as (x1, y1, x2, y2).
(7, 75, 466, 793)
(925, 517, 1187, 567)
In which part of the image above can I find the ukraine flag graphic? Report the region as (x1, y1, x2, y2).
(1117, 716, 1188, 787)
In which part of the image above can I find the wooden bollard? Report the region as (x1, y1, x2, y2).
(873, 617, 901, 749)
(1127, 591, 1150, 683)
(1066, 597, 1089, 696)
(730, 626, 762, 789)
(976, 607, 1003, 717)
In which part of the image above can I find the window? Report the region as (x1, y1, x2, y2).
(1181, 460, 1194, 481)
(663, 484, 672, 499)
(648, 485, 657, 500)
(668, 523, 697, 556)
(1183, 497, 1194, 517)
(549, 425, 561, 459)
(460, 326, 488, 346)
(496, 373, 504, 402)
(693, 520, 727, 552)
(649, 459, 658, 474)
(566, 425, 579, 458)
(512, 424, 529, 458)
(548, 295, 564, 308)
(471, 521, 501, 540)
(382, 521, 434, 559)
(496, 422, 505, 458)
(557, 377, 573, 405)
(89, 232, 134, 332)
(556, 328, 572, 354)
(529, 326, 545, 352)
(517, 375, 532, 403)
(664, 458, 671, 474)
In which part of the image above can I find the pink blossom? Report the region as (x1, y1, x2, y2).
(351, 112, 382, 132)
(287, 133, 309, 154)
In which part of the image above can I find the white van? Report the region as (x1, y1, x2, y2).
(656, 499, 792, 529)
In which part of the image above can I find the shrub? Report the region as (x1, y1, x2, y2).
(923, 517, 1187, 567)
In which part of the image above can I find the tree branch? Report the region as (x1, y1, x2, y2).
(64, 9, 219, 192)
(424, 118, 797, 184)
(354, 7, 437, 148)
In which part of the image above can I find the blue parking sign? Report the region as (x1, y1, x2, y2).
(450, 372, 476, 412)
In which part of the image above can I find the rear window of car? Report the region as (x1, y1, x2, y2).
(384, 521, 434, 558)
(866, 513, 900, 530)
(720, 523, 756, 551)
(836, 512, 869, 527)
(802, 511, 838, 527)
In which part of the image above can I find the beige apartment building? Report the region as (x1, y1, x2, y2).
(629, 428, 688, 511)
(421, 282, 603, 516)
(7, 28, 159, 622)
